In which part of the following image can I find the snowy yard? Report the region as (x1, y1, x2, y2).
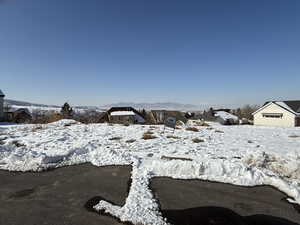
(0, 120, 300, 225)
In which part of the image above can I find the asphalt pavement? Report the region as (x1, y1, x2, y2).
(1, 164, 300, 225)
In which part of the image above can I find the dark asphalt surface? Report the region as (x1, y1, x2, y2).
(151, 178, 300, 225)
(1, 164, 300, 225)
(0, 164, 131, 225)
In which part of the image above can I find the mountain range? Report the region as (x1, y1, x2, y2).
(4, 99, 207, 111)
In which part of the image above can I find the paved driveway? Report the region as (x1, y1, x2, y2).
(0, 164, 131, 225)
(151, 178, 300, 225)
(1, 164, 300, 225)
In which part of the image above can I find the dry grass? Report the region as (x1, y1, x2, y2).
(245, 152, 300, 180)
(194, 121, 210, 127)
(176, 121, 185, 126)
(185, 127, 199, 132)
(289, 135, 300, 138)
(64, 122, 77, 127)
(175, 126, 182, 130)
(126, 139, 136, 143)
(206, 127, 214, 130)
(31, 126, 43, 132)
(192, 138, 205, 143)
(109, 137, 122, 141)
(161, 155, 192, 161)
(215, 130, 224, 133)
(144, 130, 154, 135)
(166, 135, 180, 139)
(142, 133, 157, 140)
(30, 113, 62, 124)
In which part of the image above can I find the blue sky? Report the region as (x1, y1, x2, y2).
(0, 0, 299, 107)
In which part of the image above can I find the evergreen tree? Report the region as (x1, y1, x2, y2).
(61, 102, 73, 118)
(141, 109, 147, 117)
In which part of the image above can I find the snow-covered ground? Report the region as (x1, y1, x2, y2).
(0, 120, 300, 225)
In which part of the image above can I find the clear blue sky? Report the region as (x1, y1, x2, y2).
(0, 0, 299, 107)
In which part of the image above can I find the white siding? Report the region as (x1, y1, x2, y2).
(254, 103, 296, 127)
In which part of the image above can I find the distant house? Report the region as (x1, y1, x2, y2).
(101, 107, 145, 124)
(0, 89, 4, 121)
(0, 90, 32, 123)
(151, 110, 187, 124)
(214, 111, 239, 125)
(6, 108, 32, 123)
(252, 101, 300, 127)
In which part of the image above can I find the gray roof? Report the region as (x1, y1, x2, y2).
(0, 89, 4, 97)
(283, 101, 300, 113)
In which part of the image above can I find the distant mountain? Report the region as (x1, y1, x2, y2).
(4, 99, 208, 112)
(101, 102, 206, 111)
(4, 99, 104, 113)
(4, 99, 59, 108)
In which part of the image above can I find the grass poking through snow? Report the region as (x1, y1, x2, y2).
(192, 138, 205, 143)
(161, 155, 192, 161)
(109, 137, 122, 141)
(215, 130, 224, 133)
(185, 127, 199, 132)
(166, 135, 180, 139)
(289, 135, 300, 138)
(142, 133, 157, 140)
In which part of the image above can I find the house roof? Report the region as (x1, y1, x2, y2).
(110, 111, 135, 116)
(253, 101, 300, 116)
(0, 89, 5, 97)
(107, 107, 145, 119)
(282, 101, 300, 113)
(214, 111, 239, 121)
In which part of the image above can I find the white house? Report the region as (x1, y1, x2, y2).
(0, 89, 4, 121)
(252, 101, 300, 127)
(105, 107, 146, 124)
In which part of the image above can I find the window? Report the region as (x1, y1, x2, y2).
(262, 113, 283, 118)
